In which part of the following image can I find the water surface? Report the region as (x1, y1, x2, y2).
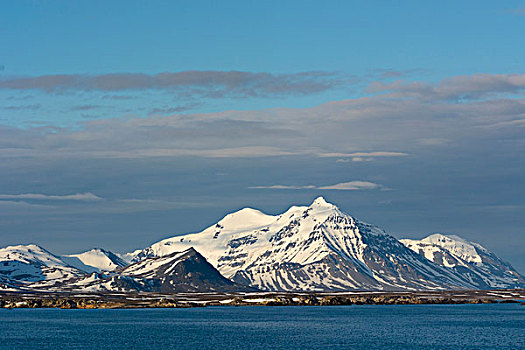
(1, 304, 524, 349)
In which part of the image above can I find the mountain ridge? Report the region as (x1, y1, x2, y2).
(401, 233, 525, 289)
(65, 248, 128, 272)
(128, 197, 524, 291)
(0, 244, 86, 282)
(1, 197, 523, 292)
(26, 247, 247, 293)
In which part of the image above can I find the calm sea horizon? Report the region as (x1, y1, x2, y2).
(1, 304, 524, 349)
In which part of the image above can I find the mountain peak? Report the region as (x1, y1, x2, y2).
(67, 247, 128, 272)
(413, 233, 484, 264)
(401, 233, 525, 288)
(423, 233, 464, 243)
(83, 248, 107, 254)
(218, 207, 275, 230)
(180, 247, 198, 256)
(5, 244, 47, 253)
(0, 244, 58, 260)
(310, 196, 335, 208)
(0, 243, 85, 282)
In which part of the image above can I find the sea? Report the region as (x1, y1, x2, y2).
(1, 304, 524, 349)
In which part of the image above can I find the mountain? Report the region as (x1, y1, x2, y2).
(64, 248, 128, 272)
(28, 271, 154, 293)
(0, 244, 86, 282)
(117, 249, 142, 264)
(30, 248, 246, 293)
(401, 234, 525, 289)
(3, 199, 523, 293)
(120, 247, 245, 292)
(0, 275, 21, 291)
(131, 197, 481, 291)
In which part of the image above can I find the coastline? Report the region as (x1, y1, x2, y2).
(2, 289, 524, 309)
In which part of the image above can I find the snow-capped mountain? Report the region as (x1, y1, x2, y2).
(0, 275, 21, 291)
(30, 248, 246, 293)
(401, 234, 525, 289)
(0, 244, 85, 282)
(28, 271, 153, 293)
(120, 247, 245, 292)
(131, 197, 483, 291)
(64, 248, 128, 272)
(2, 198, 523, 293)
(117, 249, 142, 264)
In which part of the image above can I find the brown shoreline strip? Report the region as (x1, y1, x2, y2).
(1, 289, 524, 309)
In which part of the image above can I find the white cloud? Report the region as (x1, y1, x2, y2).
(319, 151, 409, 158)
(111, 146, 297, 158)
(0, 192, 102, 201)
(250, 181, 382, 191)
(481, 118, 525, 129)
(318, 181, 381, 190)
(1, 72, 524, 163)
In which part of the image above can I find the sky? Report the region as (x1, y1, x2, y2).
(1, 1, 524, 271)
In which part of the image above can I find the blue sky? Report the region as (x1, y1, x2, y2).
(3, 0, 525, 125)
(1, 1, 525, 271)
(3, 1, 524, 75)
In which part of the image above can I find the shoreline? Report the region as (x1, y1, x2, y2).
(1, 289, 524, 309)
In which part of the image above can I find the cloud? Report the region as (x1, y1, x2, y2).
(70, 105, 101, 111)
(0, 70, 352, 98)
(251, 181, 382, 190)
(150, 103, 202, 115)
(318, 181, 382, 190)
(1, 73, 524, 162)
(101, 94, 135, 100)
(367, 73, 525, 100)
(3, 104, 41, 110)
(319, 151, 409, 158)
(0, 192, 102, 201)
(111, 146, 296, 158)
(480, 118, 525, 129)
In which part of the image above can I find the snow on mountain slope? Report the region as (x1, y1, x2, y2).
(401, 234, 525, 289)
(121, 247, 246, 292)
(117, 249, 143, 264)
(132, 197, 476, 291)
(0, 275, 22, 291)
(65, 248, 128, 272)
(32, 248, 246, 293)
(0, 244, 86, 282)
(29, 271, 154, 293)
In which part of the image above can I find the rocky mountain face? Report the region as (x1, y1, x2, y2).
(1, 198, 523, 293)
(119, 248, 246, 292)
(131, 197, 522, 291)
(401, 234, 525, 289)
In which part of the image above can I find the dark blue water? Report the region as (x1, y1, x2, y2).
(1, 304, 524, 349)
